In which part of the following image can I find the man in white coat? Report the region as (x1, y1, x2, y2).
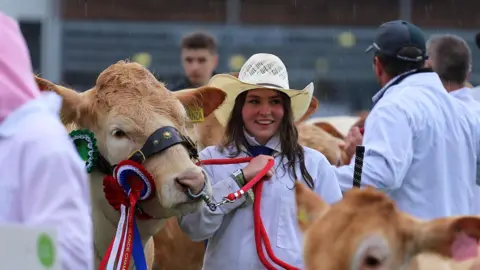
(333, 20, 480, 219)
(425, 34, 480, 214)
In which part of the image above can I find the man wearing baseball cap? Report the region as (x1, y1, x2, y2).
(333, 20, 480, 219)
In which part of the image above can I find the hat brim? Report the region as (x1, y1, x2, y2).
(208, 74, 314, 127)
(365, 43, 380, 54)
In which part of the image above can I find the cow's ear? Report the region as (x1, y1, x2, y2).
(34, 75, 93, 125)
(408, 216, 480, 261)
(173, 86, 226, 119)
(295, 181, 330, 232)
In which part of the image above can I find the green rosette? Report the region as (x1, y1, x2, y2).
(69, 129, 99, 173)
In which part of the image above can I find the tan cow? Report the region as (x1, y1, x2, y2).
(295, 182, 480, 270)
(34, 60, 226, 269)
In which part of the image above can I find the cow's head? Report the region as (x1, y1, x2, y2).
(35, 60, 226, 218)
(296, 182, 480, 270)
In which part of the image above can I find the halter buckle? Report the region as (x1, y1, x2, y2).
(128, 150, 146, 164)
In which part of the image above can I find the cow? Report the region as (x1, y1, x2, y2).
(34, 60, 226, 269)
(295, 181, 480, 270)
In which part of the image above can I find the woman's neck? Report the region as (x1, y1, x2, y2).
(243, 128, 272, 146)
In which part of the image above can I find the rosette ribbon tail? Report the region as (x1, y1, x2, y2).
(99, 160, 155, 270)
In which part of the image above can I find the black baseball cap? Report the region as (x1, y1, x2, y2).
(365, 20, 427, 63)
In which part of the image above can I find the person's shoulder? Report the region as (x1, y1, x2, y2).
(302, 145, 330, 164)
(31, 119, 76, 155)
(200, 145, 225, 159)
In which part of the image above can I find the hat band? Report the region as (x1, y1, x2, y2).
(256, 82, 285, 89)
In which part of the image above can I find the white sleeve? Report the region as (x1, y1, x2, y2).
(334, 103, 414, 191)
(313, 153, 343, 204)
(21, 138, 93, 270)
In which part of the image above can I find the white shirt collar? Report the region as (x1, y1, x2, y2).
(243, 128, 282, 153)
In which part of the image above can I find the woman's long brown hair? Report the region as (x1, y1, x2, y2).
(220, 91, 314, 189)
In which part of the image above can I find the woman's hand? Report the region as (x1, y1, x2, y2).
(242, 155, 274, 182)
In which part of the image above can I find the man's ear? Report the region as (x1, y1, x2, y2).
(295, 181, 330, 232)
(373, 56, 384, 78)
(409, 216, 480, 261)
(424, 59, 433, 69)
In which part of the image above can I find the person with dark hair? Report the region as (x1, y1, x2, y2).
(179, 53, 342, 269)
(426, 34, 476, 103)
(426, 34, 480, 215)
(426, 34, 472, 92)
(170, 31, 219, 91)
(334, 20, 480, 219)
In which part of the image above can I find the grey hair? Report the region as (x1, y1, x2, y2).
(426, 34, 472, 84)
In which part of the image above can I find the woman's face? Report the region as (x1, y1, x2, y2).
(242, 89, 285, 144)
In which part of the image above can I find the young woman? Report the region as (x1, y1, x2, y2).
(179, 53, 342, 269)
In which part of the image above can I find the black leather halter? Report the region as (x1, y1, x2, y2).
(96, 126, 199, 175)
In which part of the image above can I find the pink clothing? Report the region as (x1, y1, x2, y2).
(0, 12, 39, 122)
(0, 12, 93, 269)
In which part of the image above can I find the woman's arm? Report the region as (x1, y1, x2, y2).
(313, 152, 343, 204)
(179, 148, 247, 241)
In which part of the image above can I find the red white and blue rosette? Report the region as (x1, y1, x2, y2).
(99, 160, 155, 270)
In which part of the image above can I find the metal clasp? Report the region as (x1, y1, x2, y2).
(206, 197, 234, 211)
(185, 184, 235, 212)
(186, 188, 234, 211)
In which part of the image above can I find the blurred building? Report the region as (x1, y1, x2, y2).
(2, 0, 479, 115)
(0, 0, 61, 83)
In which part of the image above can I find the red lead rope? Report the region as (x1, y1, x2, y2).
(197, 158, 300, 270)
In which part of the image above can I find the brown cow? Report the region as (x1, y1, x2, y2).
(34, 60, 226, 269)
(295, 182, 480, 270)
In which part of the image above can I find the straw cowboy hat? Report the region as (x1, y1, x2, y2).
(208, 53, 314, 127)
